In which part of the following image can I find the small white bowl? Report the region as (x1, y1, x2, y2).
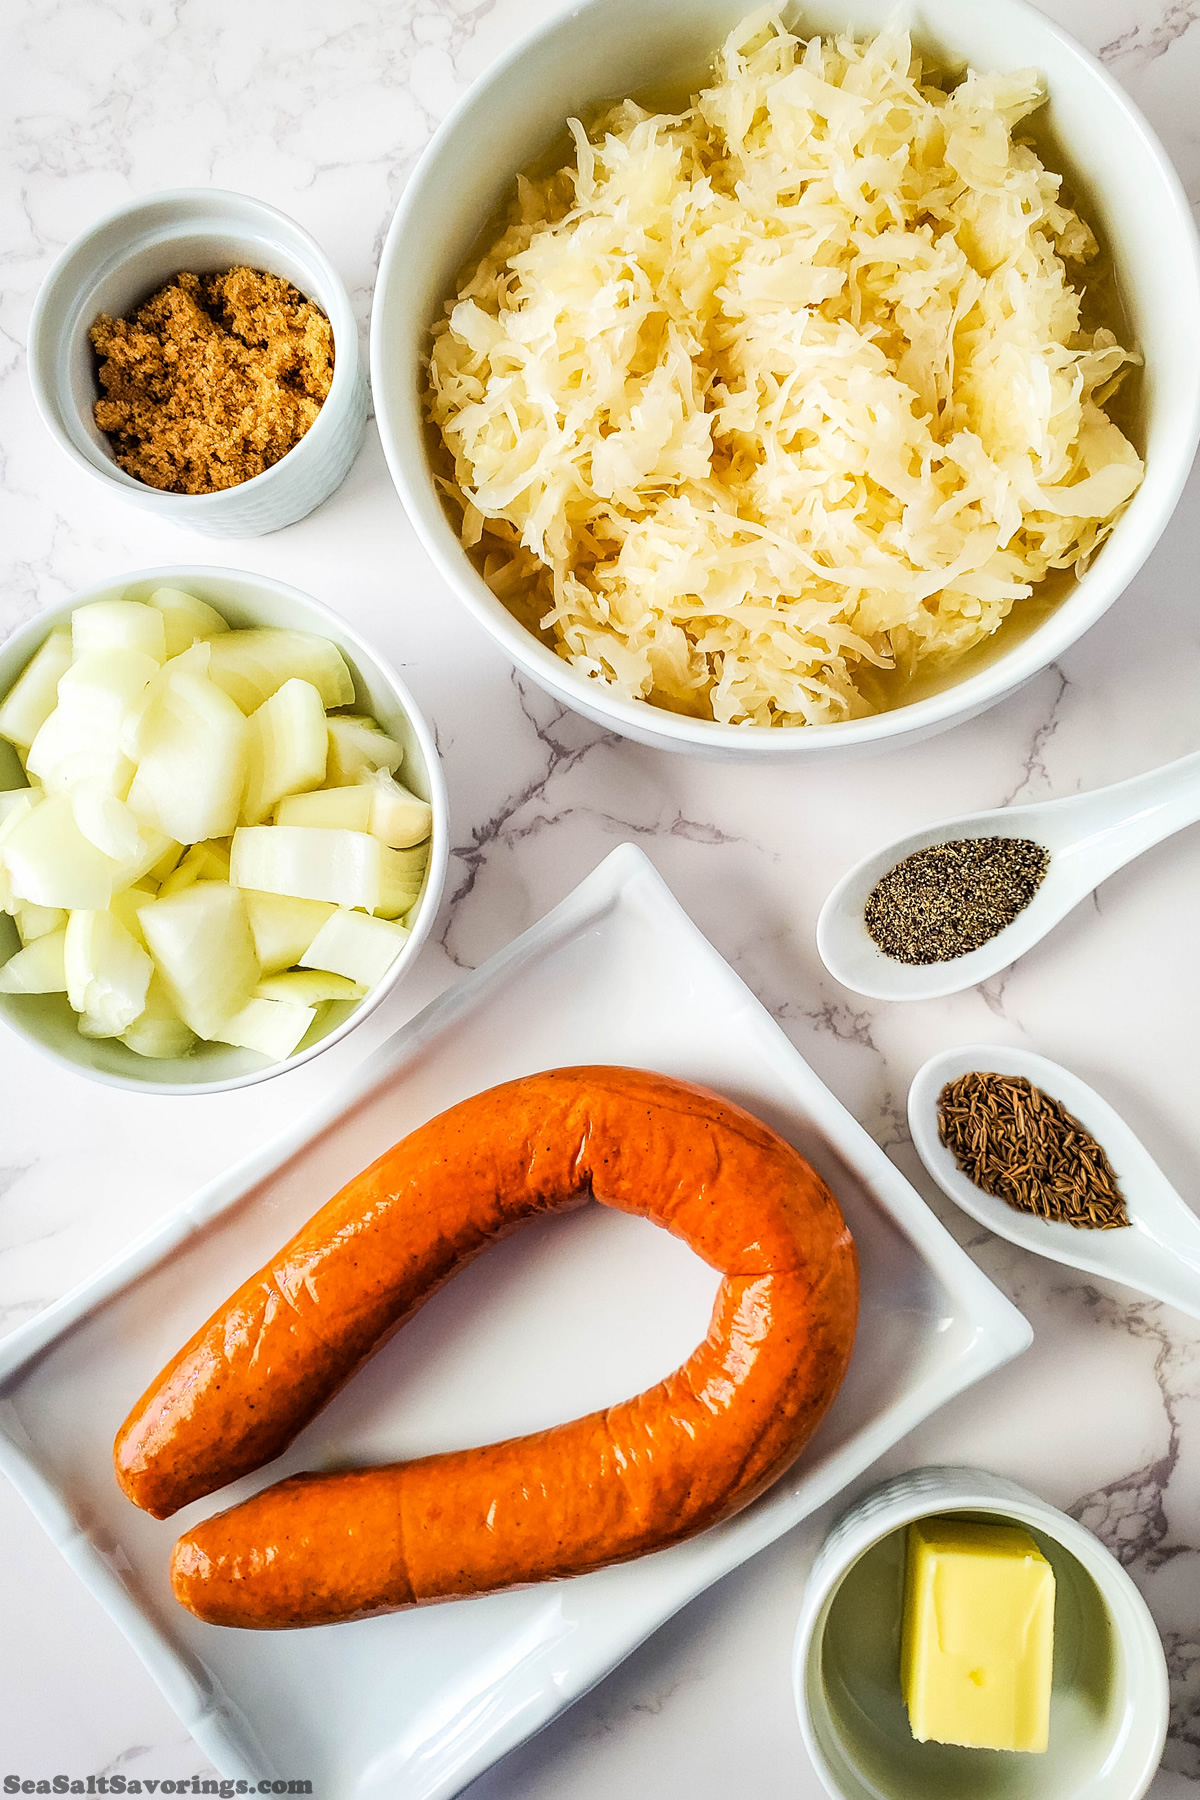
(794, 1466, 1169, 1800)
(373, 0, 1200, 761)
(29, 190, 368, 537)
(0, 566, 448, 1094)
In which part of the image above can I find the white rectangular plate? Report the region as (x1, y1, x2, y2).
(0, 844, 1030, 1800)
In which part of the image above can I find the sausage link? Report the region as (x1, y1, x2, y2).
(114, 1068, 858, 1626)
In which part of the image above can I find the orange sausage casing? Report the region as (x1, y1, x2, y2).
(115, 1067, 859, 1628)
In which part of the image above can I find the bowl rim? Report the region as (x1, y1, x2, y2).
(371, 0, 1200, 753)
(27, 187, 362, 514)
(0, 563, 449, 1095)
(791, 1464, 1170, 1800)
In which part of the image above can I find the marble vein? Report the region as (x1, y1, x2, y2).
(438, 672, 619, 966)
(1069, 1291, 1200, 1771)
(1101, 0, 1200, 67)
(998, 665, 1072, 808)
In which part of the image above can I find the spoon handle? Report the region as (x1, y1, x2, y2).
(1050, 746, 1200, 883)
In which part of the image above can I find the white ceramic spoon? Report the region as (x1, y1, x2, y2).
(908, 1043, 1200, 1318)
(816, 747, 1200, 1000)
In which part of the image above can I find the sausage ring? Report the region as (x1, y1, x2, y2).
(114, 1066, 859, 1628)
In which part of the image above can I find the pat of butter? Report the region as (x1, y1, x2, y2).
(900, 1518, 1055, 1753)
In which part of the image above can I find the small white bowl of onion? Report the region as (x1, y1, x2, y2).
(0, 568, 447, 1093)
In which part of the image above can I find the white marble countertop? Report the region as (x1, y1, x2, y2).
(2, 0, 1199, 1793)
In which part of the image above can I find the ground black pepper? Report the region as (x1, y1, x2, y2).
(937, 1071, 1129, 1230)
(864, 836, 1050, 964)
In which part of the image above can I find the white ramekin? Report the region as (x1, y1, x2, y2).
(0, 566, 448, 1094)
(794, 1465, 1169, 1800)
(372, 0, 1200, 761)
(29, 190, 368, 537)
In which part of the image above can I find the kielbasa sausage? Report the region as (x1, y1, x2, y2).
(114, 1068, 858, 1627)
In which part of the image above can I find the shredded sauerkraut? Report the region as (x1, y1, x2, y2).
(425, 12, 1143, 726)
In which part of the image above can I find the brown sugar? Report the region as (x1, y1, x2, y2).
(89, 267, 335, 495)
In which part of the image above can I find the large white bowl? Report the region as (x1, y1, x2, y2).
(372, 0, 1200, 761)
(0, 567, 448, 1093)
